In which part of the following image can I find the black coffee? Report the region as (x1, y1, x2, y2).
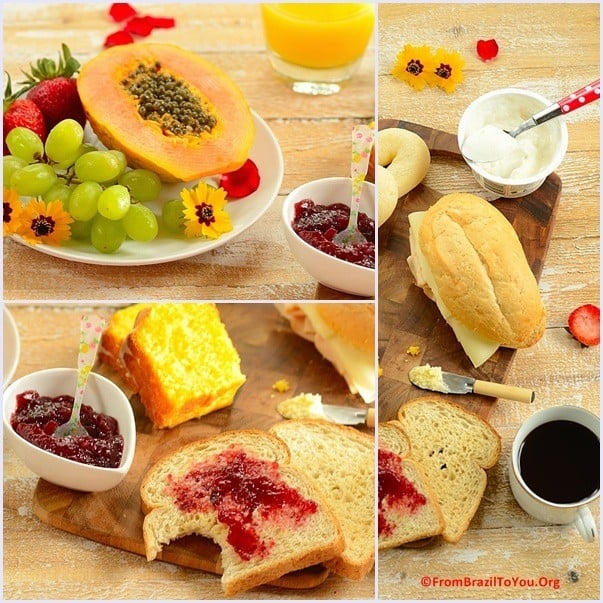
(519, 419, 600, 504)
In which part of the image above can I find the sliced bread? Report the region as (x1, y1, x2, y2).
(140, 429, 344, 596)
(122, 303, 246, 428)
(270, 419, 375, 580)
(397, 397, 501, 543)
(378, 421, 444, 549)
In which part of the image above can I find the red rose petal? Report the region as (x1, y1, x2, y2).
(219, 159, 261, 199)
(476, 39, 499, 62)
(109, 3, 138, 22)
(124, 15, 154, 37)
(104, 30, 135, 48)
(147, 16, 176, 29)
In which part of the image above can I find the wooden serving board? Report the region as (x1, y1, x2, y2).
(378, 119, 562, 422)
(32, 303, 372, 590)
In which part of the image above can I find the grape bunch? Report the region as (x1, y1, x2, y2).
(4, 118, 169, 254)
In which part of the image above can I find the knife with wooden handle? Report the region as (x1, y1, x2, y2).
(409, 365, 535, 403)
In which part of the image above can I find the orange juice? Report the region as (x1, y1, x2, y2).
(261, 3, 374, 69)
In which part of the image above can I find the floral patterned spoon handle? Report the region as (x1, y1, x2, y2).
(53, 314, 106, 438)
(333, 124, 374, 246)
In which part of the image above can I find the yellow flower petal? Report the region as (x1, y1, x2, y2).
(3, 188, 23, 236)
(16, 198, 73, 246)
(426, 48, 465, 93)
(180, 182, 233, 240)
(392, 44, 436, 91)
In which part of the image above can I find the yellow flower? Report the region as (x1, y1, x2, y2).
(3, 188, 23, 236)
(392, 44, 436, 91)
(16, 198, 73, 246)
(427, 48, 465, 93)
(180, 182, 233, 240)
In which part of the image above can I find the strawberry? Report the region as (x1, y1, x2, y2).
(567, 304, 600, 347)
(20, 44, 86, 129)
(3, 75, 47, 154)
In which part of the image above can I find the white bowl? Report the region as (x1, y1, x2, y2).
(3, 368, 136, 492)
(282, 177, 375, 297)
(458, 87, 568, 198)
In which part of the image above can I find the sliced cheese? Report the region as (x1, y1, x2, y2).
(408, 211, 500, 368)
(300, 304, 375, 403)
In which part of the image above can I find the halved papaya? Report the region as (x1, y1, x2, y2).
(77, 43, 255, 182)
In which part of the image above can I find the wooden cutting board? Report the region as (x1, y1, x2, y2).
(32, 303, 371, 589)
(378, 119, 562, 421)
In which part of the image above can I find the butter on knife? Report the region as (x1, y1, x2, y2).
(409, 364, 535, 403)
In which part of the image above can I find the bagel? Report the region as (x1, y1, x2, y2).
(377, 128, 430, 225)
(377, 165, 399, 226)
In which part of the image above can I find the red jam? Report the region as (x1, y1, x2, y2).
(10, 390, 124, 469)
(166, 448, 318, 560)
(378, 448, 427, 536)
(292, 199, 375, 269)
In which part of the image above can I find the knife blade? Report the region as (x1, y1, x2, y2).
(409, 365, 534, 403)
(321, 405, 375, 426)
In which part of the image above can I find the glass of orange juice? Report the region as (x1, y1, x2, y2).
(260, 3, 375, 95)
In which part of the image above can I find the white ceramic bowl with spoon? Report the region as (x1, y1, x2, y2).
(3, 367, 136, 492)
(282, 176, 376, 297)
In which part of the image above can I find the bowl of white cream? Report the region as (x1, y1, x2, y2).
(458, 88, 568, 198)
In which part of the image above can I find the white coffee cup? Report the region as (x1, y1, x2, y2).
(509, 405, 600, 542)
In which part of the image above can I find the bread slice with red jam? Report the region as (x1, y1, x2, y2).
(140, 429, 344, 596)
(378, 421, 444, 549)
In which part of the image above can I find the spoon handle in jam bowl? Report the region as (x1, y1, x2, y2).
(350, 123, 373, 209)
(332, 123, 374, 245)
(53, 313, 106, 438)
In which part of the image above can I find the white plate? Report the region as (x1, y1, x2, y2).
(11, 111, 284, 266)
(3, 307, 20, 388)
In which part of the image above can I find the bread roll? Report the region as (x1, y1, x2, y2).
(276, 303, 375, 403)
(407, 193, 546, 366)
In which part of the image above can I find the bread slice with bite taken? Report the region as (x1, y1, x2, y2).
(140, 429, 344, 596)
(397, 397, 501, 543)
(270, 419, 375, 581)
(378, 421, 444, 549)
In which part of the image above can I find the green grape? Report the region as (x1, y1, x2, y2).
(74, 150, 122, 183)
(97, 184, 131, 220)
(70, 219, 93, 241)
(5, 127, 44, 163)
(3, 155, 27, 184)
(44, 119, 84, 163)
(90, 215, 126, 254)
(161, 198, 186, 234)
(118, 168, 162, 202)
(108, 150, 128, 176)
(69, 181, 103, 222)
(122, 203, 159, 242)
(41, 182, 73, 209)
(10, 163, 57, 196)
(54, 142, 97, 171)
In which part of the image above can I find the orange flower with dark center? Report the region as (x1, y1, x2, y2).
(16, 198, 73, 246)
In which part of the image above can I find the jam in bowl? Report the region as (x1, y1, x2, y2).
(282, 177, 376, 297)
(3, 368, 136, 492)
